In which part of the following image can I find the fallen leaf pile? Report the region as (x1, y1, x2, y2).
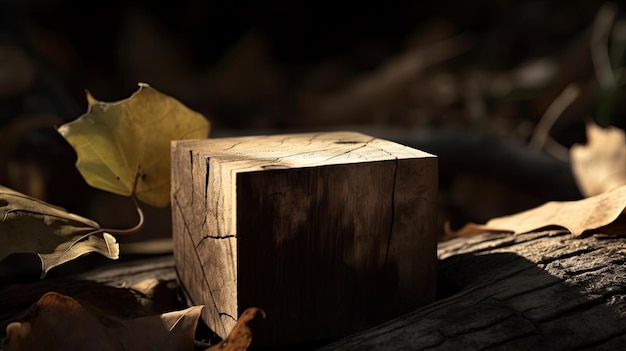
(0, 186, 118, 277)
(3, 292, 202, 351)
(57, 83, 210, 208)
(2, 291, 264, 351)
(447, 122, 626, 239)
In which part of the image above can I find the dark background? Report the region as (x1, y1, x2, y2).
(0, 0, 622, 238)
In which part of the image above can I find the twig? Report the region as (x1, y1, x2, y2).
(591, 2, 619, 90)
(303, 34, 474, 125)
(96, 195, 145, 236)
(542, 138, 570, 162)
(91, 172, 145, 236)
(529, 84, 580, 152)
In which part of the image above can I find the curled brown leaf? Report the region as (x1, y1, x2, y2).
(206, 308, 266, 351)
(3, 291, 203, 351)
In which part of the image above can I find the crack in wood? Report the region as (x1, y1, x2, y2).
(500, 278, 564, 302)
(538, 247, 600, 266)
(173, 196, 195, 246)
(302, 132, 324, 147)
(213, 163, 222, 236)
(173, 192, 232, 336)
(189, 150, 194, 204)
(320, 143, 370, 163)
(189, 228, 230, 336)
(384, 157, 399, 265)
(490, 296, 545, 335)
(533, 298, 605, 324)
(219, 312, 237, 322)
(223, 140, 243, 151)
(175, 182, 236, 337)
(196, 235, 236, 250)
(203, 157, 210, 229)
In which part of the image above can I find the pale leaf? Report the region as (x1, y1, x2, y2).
(57, 83, 210, 207)
(0, 186, 118, 276)
(571, 121, 626, 197)
(447, 184, 626, 238)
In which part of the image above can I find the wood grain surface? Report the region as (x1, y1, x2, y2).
(171, 131, 438, 347)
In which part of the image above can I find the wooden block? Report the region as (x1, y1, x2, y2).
(171, 131, 438, 348)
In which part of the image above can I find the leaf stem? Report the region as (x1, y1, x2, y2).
(93, 195, 145, 236)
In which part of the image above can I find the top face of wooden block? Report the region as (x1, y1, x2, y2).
(173, 131, 435, 171)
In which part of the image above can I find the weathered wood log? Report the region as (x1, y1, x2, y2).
(171, 131, 438, 348)
(318, 231, 626, 350)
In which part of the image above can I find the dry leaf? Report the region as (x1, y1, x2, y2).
(129, 278, 179, 312)
(57, 83, 210, 207)
(0, 186, 118, 277)
(447, 184, 626, 238)
(4, 292, 203, 351)
(571, 121, 626, 197)
(206, 308, 265, 351)
(0, 281, 153, 329)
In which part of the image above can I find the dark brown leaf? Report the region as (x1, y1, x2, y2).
(206, 308, 266, 351)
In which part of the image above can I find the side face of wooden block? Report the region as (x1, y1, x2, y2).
(171, 132, 437, 347)
(171, 140, 239, 338)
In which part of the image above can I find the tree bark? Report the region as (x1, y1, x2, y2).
(318, 231, 626, 350)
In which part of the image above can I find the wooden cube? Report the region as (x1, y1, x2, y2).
(171, 131, 437, 348)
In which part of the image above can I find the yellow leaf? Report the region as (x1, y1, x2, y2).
(0, 186, 118, 276)
(57, 83, 210, 207)
(447, 184, 626, 238)
(571, 121, 626, 197)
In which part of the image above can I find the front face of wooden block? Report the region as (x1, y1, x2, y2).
(236, 159, 437, 347)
